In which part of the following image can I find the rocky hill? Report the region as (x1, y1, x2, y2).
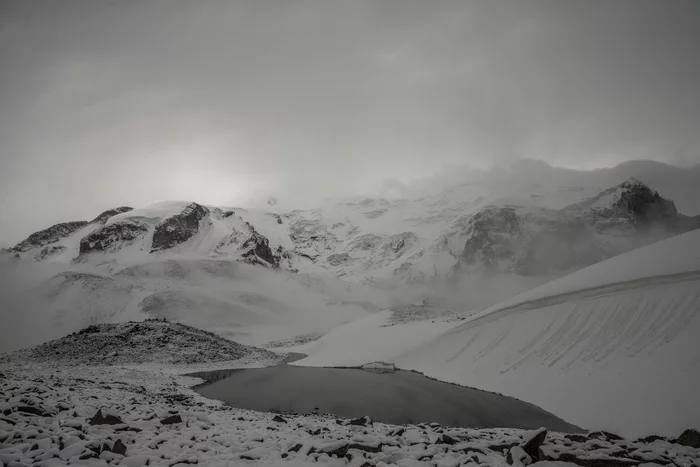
(3, 319, 277, 366)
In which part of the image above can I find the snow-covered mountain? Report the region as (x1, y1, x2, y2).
(9, 177, 698, 285)
(2, 159, 700, 438)
(3, 162, 698, 347)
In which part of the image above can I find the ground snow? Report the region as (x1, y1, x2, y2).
(396, 278, 700, 439)
(289, 310, 455, 367)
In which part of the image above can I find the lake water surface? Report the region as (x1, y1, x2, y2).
(188, 364, 581, 432)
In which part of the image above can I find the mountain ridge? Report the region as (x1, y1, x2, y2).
(9, 178, 699, 286)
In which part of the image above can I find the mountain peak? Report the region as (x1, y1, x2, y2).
(619, 177, 649, 190)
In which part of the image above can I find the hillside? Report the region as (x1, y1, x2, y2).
(393, 229, 700, 438)
(3, 319, 278, 366)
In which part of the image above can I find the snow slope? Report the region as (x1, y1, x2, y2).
(394, 229, 700, 438)
(287, 310, 457, 367)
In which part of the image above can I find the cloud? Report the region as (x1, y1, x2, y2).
(1, 0, 699, 242)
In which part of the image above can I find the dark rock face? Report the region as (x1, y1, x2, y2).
(327, 253, 351, 266)
(151, 203, 209, 251)
(13, 221, 88, 252)
(79, 221, 148, 254)
(568, 179, 681, 232)
(676, 428, 700, 448)
(110, 439, 127, 455)
(455, 207, 521, 271)
(450, 179, 698, 278)
(89, 206, 133, 225)
(239, 227, 280, 267)
(606, 179, 678, 226)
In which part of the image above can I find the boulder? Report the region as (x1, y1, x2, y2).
(348, 416, 372, 427)
(438, 434, 458, 445)
(507, 446, 532, 466)
(110, 439, 127, 456)
(677, 428, 700, 448)
(521, 428, 547, 461)
(160, 414, 182, 425)
(89, 409, 123, 426)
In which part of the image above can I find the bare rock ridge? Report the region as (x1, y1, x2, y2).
(151, 202, 209, 251)
(79, 221, 148, 254)
(2, 319, 275, 365)
(9, 178, 700, 281)
(89, 206, 134, 225)
(12, 221, 88, 252)
(239, 227, 281, 267)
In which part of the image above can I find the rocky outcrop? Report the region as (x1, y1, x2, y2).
(239, 229, 280, 267)
(13, 221, 88, 252)
(327, 253, 351, 266)
(288, 214, 338, 261)
(89, 409, 124, 426)
(677, 428, 700, 448)
(151, 203, 209, 251)
(89, 206, 133, 225)
(567, 178, 679, 232)
(449, 179, 699, 278)
(453, 207, 522, 273)
(79, 221, 148, 254)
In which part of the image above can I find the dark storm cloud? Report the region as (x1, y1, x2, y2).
(1, 0, 699, 242)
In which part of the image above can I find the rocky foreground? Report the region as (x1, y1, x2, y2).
(1, 321, 699, 466)
(1, 360, 699, 467)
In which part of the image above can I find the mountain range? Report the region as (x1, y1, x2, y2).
(2, 158, 700, 437)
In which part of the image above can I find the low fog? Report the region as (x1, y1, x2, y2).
(0, 258, 67, 352)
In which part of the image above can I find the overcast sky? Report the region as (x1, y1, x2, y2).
(1, 0, 699, 243)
